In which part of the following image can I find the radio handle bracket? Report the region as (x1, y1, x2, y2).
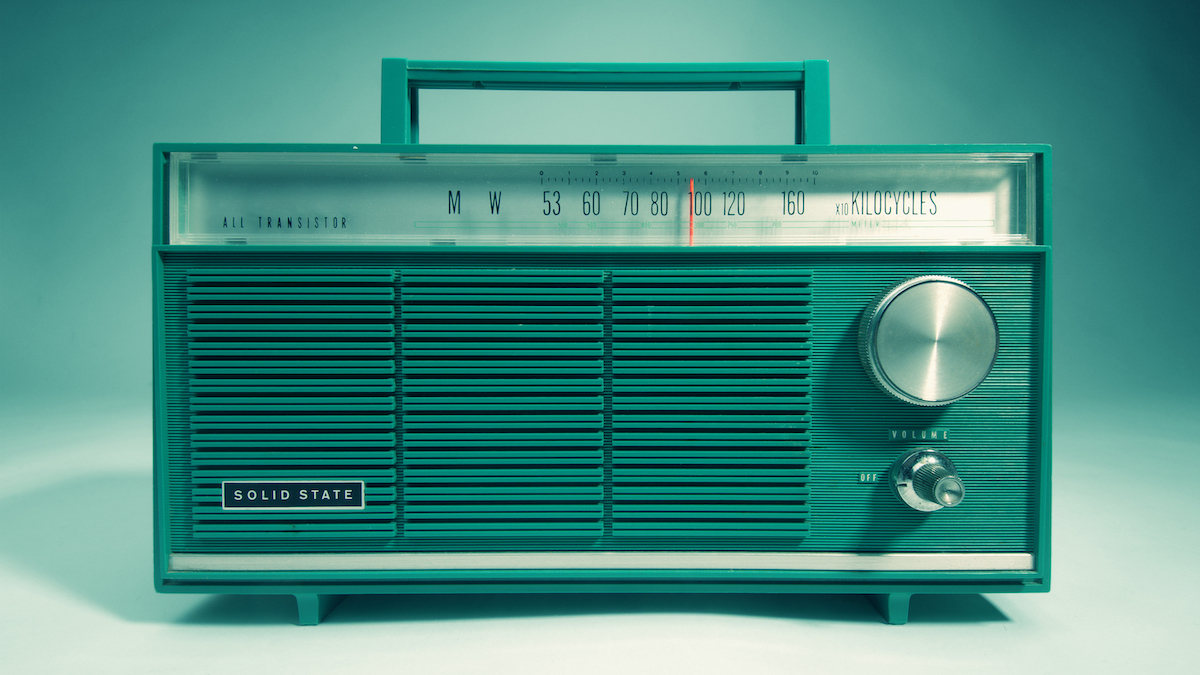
(381, 58, 831, 145)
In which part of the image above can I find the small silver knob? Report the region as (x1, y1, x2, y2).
(890, 449, 965, 512)
(858, 276, 998, 406)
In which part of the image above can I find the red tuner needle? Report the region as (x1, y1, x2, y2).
(689, 178, 694, 246)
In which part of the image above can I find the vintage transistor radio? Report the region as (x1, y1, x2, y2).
(153, 61, 1050, 624)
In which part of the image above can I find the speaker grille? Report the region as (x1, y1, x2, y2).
(186, 270, 398, 540)
(609, 270, 811, 540)
(399, 270, 606, 542)
(176, 266, 813, 550)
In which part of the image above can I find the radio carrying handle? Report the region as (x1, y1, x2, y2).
(381, 59, 830, 145)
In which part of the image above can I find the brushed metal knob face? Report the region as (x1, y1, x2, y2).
(859, 276, 998, 406)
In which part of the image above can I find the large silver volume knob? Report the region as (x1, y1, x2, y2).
(858, 276, 998, 406)
(891, 449, 965, 512)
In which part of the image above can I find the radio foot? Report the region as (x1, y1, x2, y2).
(866, 593, 911, 624)
(294, 594, 345, 625)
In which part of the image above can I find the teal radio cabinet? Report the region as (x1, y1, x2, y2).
(152, 62, 1050, 625)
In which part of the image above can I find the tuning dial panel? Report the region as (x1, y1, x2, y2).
(891, 449, 965, 512)
(858, 276, 998, 406)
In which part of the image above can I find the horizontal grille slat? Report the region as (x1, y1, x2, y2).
(191, 449, 395, 459)
(189, 345, 396, 356)
(189, 397, 395, 412)
(192, 469, 397, 479)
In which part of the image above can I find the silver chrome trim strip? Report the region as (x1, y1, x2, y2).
(170, 552, 1034, 573)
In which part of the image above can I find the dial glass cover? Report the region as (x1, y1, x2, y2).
(169, 150, 1038, 247)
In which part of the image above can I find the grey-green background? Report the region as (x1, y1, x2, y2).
(2, 1, 1197, 672)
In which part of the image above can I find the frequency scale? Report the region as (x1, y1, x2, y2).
(153, 61, 1051, 625)
(170, 151, 1032, 248)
